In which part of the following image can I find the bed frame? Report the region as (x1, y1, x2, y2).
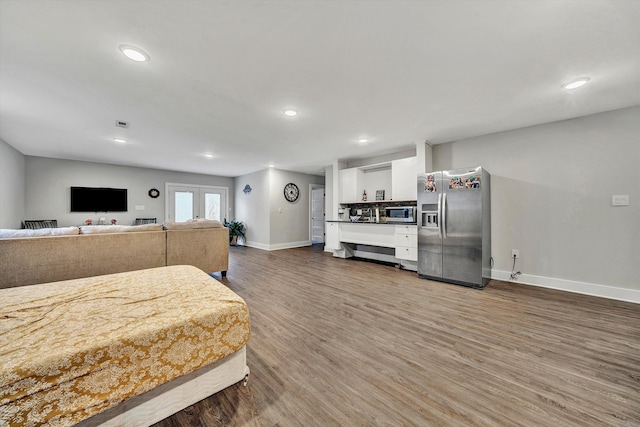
(77, 346, 249, 427)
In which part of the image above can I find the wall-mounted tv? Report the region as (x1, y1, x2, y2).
(70, 187, 128, 212)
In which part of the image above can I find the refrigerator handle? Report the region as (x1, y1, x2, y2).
(437, 192, 443, 238)
(442, 192, 447, 239)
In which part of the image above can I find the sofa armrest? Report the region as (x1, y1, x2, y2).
(165, 228, 229, 275)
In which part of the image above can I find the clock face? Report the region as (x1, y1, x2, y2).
(284, 183, 299, 202)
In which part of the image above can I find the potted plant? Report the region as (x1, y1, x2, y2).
(223, 218, 246, 246)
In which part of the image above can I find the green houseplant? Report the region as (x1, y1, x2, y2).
(223, 218, 246, 246)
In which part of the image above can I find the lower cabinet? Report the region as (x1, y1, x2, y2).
(326, 222, 417, 264)
(325, 222, 341, 250)
(394, 224, 417, 261)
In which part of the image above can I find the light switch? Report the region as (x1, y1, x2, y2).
(611, 195, 629, 206)
(135, 205, 145, 211)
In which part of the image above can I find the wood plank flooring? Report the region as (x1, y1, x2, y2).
(154, 245, 640, 426)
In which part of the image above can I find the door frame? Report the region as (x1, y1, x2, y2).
(309, 184, 325, 244)
(165, 182, 229, 222)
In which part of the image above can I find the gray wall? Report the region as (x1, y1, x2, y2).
(234, 169, 271, 247)
(0, 139, 25, 228)
(269, 169, 325, 247)
(24, 157, 235, 226)
(235, 168, 324, 249)
(433, 106, 639, 291)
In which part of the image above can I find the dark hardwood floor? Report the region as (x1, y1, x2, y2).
(154, 245, 640, 426)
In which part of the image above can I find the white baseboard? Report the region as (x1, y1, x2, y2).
(491, 269, 640, 304)
(242, 240, 312, 251)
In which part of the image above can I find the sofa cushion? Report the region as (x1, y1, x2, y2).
(0, 227, 79, 239)
(80, 224, 163, 234)
(163, 219, 223, 230)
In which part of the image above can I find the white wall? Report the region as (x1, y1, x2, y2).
(235, 168, 324, 250)
(346, 148, 415, 168)
(25, 157, 235, 226)
(324, 165, 334, 220)
(234, 169, 271, 247)
(0, 139, 25, 228)
(433, 106, 640, 299)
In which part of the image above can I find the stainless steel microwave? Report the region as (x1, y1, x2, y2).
(385, 206, 416, 223)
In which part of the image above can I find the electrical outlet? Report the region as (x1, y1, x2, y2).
(512, 249, 520, 259)
(611, 195, 629, 206)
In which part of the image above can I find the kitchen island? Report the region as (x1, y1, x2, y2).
(325, 221, 417, 271)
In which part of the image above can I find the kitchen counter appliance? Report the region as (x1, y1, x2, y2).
(417, 167, 491, 288)
(385, 206, 416, 223)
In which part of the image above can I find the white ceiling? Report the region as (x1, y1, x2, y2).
(1, 0, 639, 177)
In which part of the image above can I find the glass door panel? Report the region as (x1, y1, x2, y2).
(204, 192, 222, 221)
(174, 191, 195, 222)
(167, 184, 228, 223)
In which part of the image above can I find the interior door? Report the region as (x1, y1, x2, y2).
(311, 186, 325, 243)
(167, 184, 228, 223)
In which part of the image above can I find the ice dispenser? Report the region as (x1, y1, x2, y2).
(422, 204, 438, 228)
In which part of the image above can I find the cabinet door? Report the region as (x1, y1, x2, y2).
(391, 157, 418, 201)
(339, 168, 364, 203)
(395, 246, 418, 261)
(325, 222, 341, 250)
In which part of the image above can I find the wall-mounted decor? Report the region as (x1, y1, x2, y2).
(243, 184, 252, 195)
(148, 188, 160, 198)
(284, 182, 299, 202)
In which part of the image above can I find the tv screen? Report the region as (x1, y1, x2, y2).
(70, 187, 128, 212)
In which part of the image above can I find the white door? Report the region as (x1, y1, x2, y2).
(311, 186, 325, 243)
(167, 184, 228, 222)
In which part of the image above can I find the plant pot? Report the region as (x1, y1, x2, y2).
(230, 235, 238, 246)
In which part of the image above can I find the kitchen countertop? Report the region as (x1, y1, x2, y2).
(326, 220, 417, 225)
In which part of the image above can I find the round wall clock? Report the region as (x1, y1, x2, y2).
(148, 188, 160, 198)
(284, 182, 299, 202)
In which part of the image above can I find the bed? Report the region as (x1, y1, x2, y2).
(0, 265, 251, 426)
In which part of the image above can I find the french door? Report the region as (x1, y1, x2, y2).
(166, 184, 228, 223)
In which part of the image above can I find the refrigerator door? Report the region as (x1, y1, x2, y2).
(442, 167, 484, 286)
(417, 172, 443, 278)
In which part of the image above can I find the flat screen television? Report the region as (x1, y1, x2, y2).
(70, 187, 128, 212)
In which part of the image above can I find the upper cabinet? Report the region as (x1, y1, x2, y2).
(391, 157, 417, 201)
(339, 168, 364, 203)
(339, 157, 417, 203)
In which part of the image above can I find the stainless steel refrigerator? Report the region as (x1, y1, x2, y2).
(417, 166, 491, 288)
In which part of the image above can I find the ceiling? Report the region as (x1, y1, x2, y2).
(1, 0, 639, 177)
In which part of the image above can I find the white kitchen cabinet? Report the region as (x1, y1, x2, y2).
(391, 157, 417, 201)
(394, 224, 417, 261)
(339, 168, 364, 203)
(325, 222, 341, 250)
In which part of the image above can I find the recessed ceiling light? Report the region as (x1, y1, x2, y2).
(283, 108, 299, 117)
(357, 137, 369, 144)
(113, 138, 126, 143)
(119, 44, 150, 62)
(562, 77, 590, 90)
(268, 164, 275, 168)
(203, 153, 215, 158)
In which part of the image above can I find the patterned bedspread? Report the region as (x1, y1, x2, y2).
(0, 265, 250, 426)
